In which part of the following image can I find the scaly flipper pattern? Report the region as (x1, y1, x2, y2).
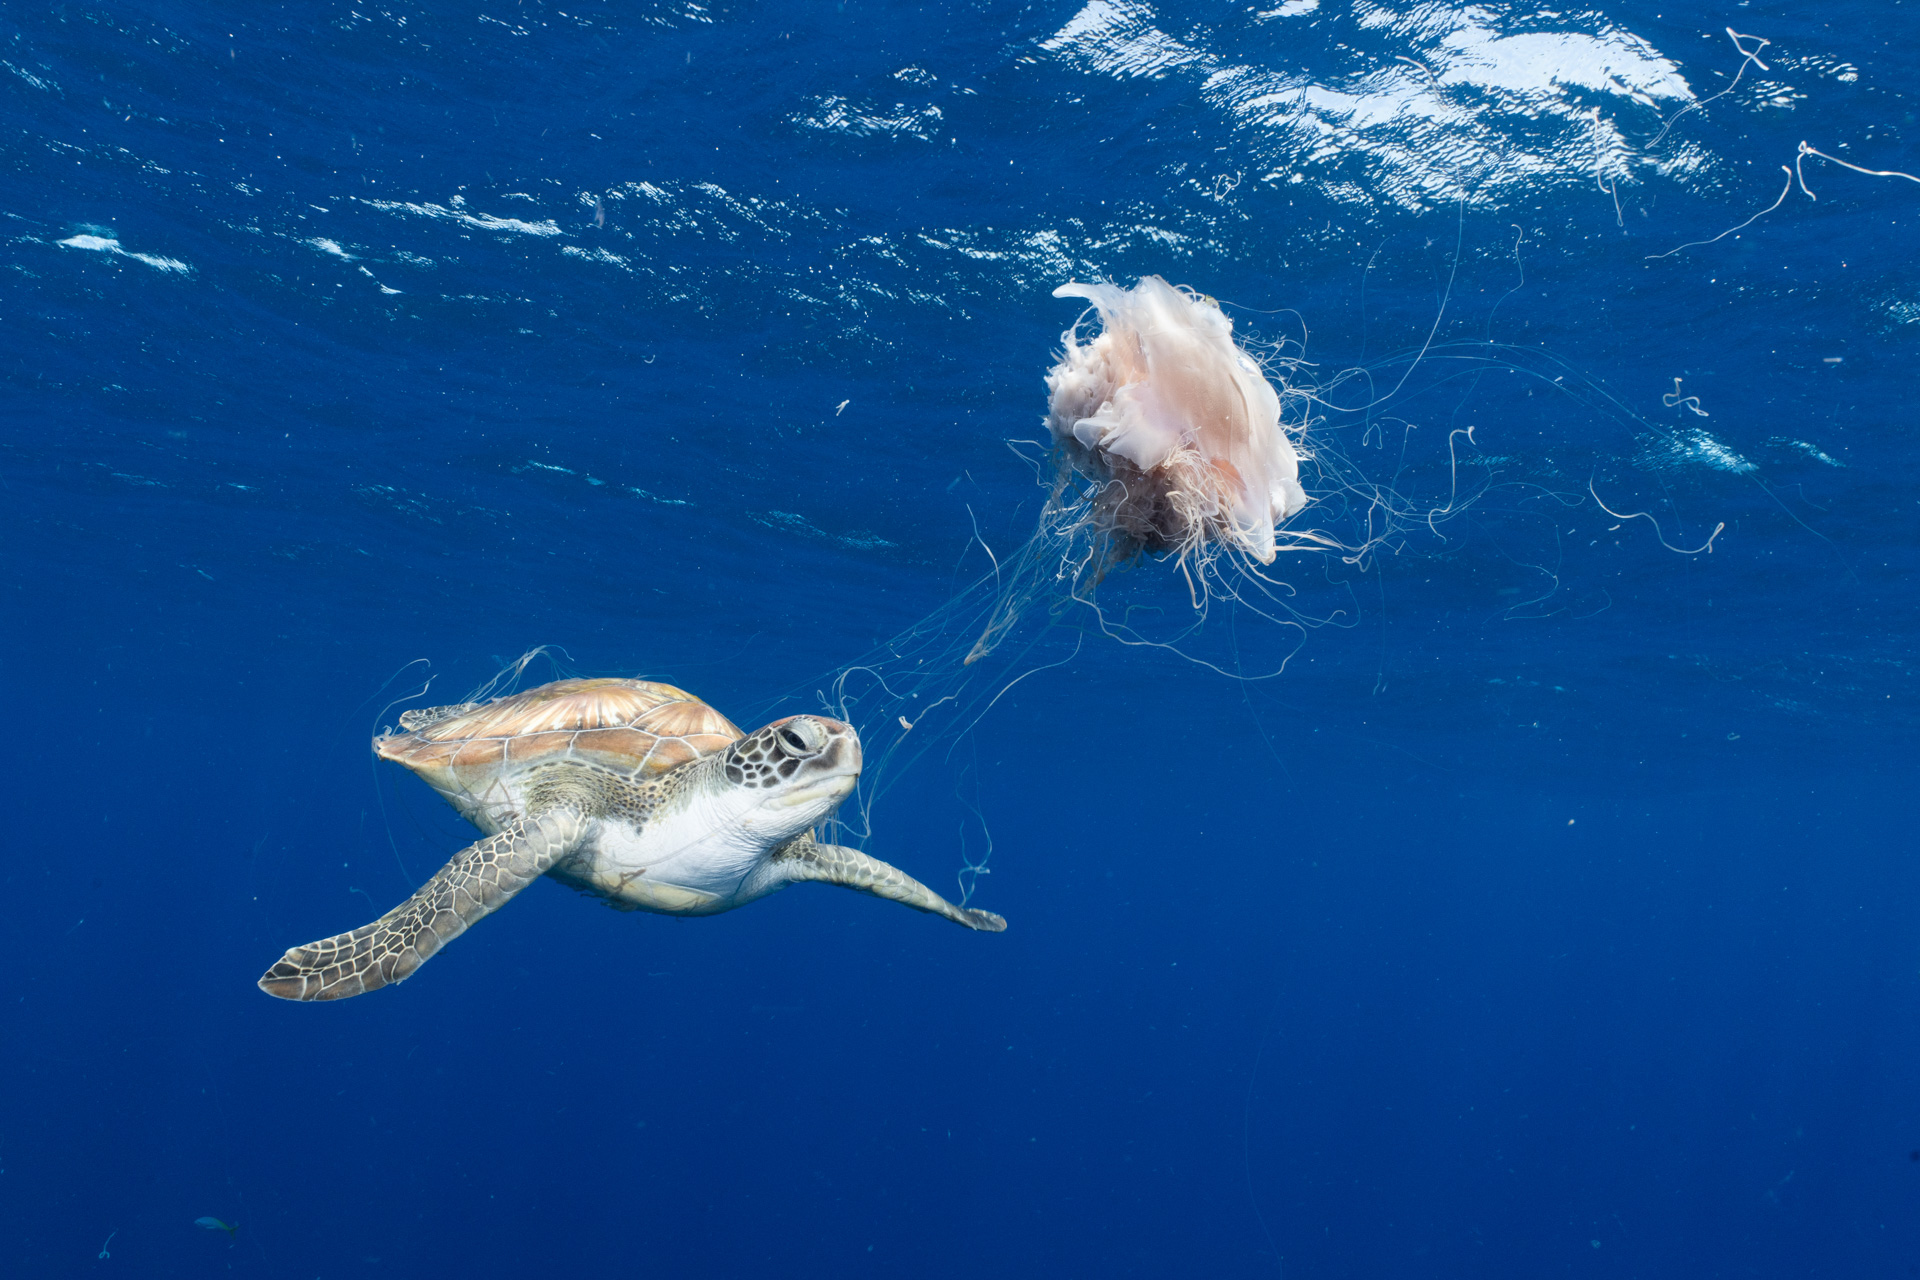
(777, 837, 1007, 932)
(258, 806, 588, 1001)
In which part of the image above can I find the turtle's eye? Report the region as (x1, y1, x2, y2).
(774, 718, 827, 756)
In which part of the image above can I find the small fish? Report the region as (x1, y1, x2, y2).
(195, 1216, 238, 1239)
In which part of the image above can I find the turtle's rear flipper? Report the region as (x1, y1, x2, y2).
(775, 838, 1007, 932)
(258, 807, 587, 1001)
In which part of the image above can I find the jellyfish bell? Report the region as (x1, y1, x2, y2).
(1046, 276, 1310, 567)
(950, 276, 1324, 664)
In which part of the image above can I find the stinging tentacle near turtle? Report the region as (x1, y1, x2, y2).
(259, 678, 1003, 1002)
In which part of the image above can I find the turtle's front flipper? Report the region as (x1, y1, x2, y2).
(773, 837, 1006, 932)
(258, 806, 588, 1001)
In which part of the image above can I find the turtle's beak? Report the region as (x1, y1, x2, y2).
(773, 773, 857, 812)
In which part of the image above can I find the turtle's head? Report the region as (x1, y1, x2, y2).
(722, 715, 862, 836)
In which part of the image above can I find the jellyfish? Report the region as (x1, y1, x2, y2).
(1044, 276, 1310, 568)
(958, 276, 1332, 665)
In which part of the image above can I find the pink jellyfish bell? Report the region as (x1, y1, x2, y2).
(1045, 276, 1309, 565)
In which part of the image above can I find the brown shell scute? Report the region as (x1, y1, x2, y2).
(374, 678, 744, 795)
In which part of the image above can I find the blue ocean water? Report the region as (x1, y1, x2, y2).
(5, 1, 1918, 1275)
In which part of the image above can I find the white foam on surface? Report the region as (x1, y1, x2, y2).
(750, 510, 896, 551)
(4, 60, 55, 92)
(359, 196, 562, 237)
(1770, 438, 1843, 467)
(560, 244, 631, 267)
(56, 233, 191, 273)
(792, 96, 944, 141)
(1041, 0, 1701, 210)
(1641, 427, 1757, 475)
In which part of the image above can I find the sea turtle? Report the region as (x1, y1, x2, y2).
(258, 677, 1005, 1001)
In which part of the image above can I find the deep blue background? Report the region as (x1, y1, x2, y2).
(4, 1, 1918, 1276)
